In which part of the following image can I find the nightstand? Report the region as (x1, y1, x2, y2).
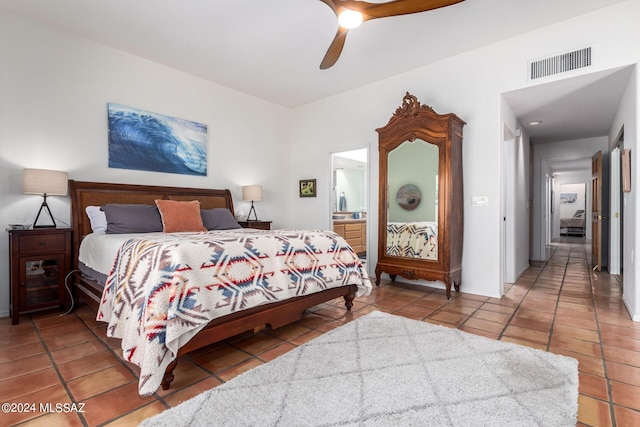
(238, 220, 272, 230)
(8, 228, 72, 325)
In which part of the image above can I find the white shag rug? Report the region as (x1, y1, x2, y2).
(142, 311, 578, 426)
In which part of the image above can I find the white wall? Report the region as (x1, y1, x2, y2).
(499, 101, 531, 284)
(0, 11, 291, 318)
(289, 1, 640, 299)
(610, 67, 638, 321)
(2, 1, 640, 317)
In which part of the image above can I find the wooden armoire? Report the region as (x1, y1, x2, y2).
(375, 92, 465, 298)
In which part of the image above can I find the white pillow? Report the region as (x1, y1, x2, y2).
(85, 205, 107, 233)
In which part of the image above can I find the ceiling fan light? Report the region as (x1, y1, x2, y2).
(338, 9, 363, 29)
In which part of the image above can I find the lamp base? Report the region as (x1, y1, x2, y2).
(33, 195, 57, 228)
(247, 201, 259, 221)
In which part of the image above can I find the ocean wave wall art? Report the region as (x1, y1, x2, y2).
(107, 103, 208, 176)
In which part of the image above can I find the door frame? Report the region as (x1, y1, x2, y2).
(610, 147, 621, 275)
(592, 150, 603, 271)
(609, 127, 625, 276)
(329, 147, 369, 265)
(501, 123, 516, 289)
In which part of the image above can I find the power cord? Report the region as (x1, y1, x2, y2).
(61, 269, 81, 317)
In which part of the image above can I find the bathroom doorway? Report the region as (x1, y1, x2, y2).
(330, 148, 368, 265)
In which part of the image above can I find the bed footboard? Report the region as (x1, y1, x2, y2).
(160, 285, 357, 390)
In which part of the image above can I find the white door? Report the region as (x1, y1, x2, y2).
(502, 125, 516, 284)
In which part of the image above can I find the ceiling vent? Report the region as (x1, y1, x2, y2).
(530, 47, 592, 80)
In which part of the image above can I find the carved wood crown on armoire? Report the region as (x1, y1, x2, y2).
(375, 92, 465, 299)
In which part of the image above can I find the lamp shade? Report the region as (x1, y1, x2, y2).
(242, 185, 263, 202)
(23, 168, 68, 196)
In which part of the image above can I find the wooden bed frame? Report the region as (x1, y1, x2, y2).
(68, 180, 357, 390)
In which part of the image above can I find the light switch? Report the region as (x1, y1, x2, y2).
(472, 196, 489, 207)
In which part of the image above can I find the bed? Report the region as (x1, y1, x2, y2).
(69, 180, 371, 395)
(560, 210, 586, 237)
(386, 221, 438, 260)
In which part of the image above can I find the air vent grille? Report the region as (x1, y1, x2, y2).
(530, 47, 592, 80)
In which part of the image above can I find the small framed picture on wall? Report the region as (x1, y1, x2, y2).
(622, 148, 631, 192)
(299, 179, 316, 198)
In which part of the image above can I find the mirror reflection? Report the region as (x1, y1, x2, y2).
(386, 139, 439, 260)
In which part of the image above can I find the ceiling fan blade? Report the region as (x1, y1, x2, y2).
(318, 0, 339, 15)
(320, 27, 348, 69)
(340, 0, 465, 19)
(317, 0, 464, 69)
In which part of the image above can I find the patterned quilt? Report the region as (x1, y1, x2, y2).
(97, 229, 371, 395)
(386, 222, 438, 260)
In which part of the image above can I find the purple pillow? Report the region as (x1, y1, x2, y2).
(101, 204, 163, 234)
(201, 208, 241, 230)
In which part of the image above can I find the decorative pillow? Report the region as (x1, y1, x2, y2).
(85, 206, 107, 233)
(101, 204, 163, 234)
(155, 199, 207, 233)
(201, 208, 242, 230)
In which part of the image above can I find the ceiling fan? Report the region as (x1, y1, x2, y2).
(318, 0, 465, 69)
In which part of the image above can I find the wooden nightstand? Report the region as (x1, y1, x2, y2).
(238, 220, 272, 230)
(8, 228, 72, 325)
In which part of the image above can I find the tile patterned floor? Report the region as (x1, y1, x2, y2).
(1, 238, 639, 426)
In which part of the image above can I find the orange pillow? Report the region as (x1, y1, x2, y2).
(155, 199, 207, 233)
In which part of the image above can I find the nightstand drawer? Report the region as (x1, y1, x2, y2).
(238, 221, 272, 230)
(19, 233, 66, 254)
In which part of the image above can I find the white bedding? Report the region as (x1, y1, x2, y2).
(78, 229, 260, 275)
(78, 232, 146, 275)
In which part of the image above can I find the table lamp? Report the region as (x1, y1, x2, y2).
(23, 168, 68, 228)
(242, 185, 263, 221)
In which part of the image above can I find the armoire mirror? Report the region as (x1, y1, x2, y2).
(387, 140, 439, 259)
(375, 93, 465, 298)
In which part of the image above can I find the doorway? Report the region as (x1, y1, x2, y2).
(330, 148, 368, 265)
(559, 183, 586, 238)
(610, 128, 625, 277)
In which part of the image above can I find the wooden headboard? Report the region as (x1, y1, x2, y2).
(68, 180, 234, 266)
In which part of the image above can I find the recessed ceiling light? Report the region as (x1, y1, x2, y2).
(527, 120, 543, 126)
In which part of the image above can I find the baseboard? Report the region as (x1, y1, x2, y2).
(622, 294, 639, 322)
(529, 259, 547, 268)
(516, 264, 529, 281)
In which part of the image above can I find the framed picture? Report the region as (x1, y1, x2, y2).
(299, 179, 316, 198)
(622, 148, 631, 192)
(107, 103, 208, 176)
(560, 193, 577, 204)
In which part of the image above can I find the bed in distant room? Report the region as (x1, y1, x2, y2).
(560, 209, 586, 237)
(69, 180, 371, 396)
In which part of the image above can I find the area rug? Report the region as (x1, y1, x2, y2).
(142, 311, 578, 426)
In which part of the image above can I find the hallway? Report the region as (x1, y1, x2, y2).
(503, 236, 638, 425)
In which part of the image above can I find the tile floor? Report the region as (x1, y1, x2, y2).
(1, 237, 639, 426)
